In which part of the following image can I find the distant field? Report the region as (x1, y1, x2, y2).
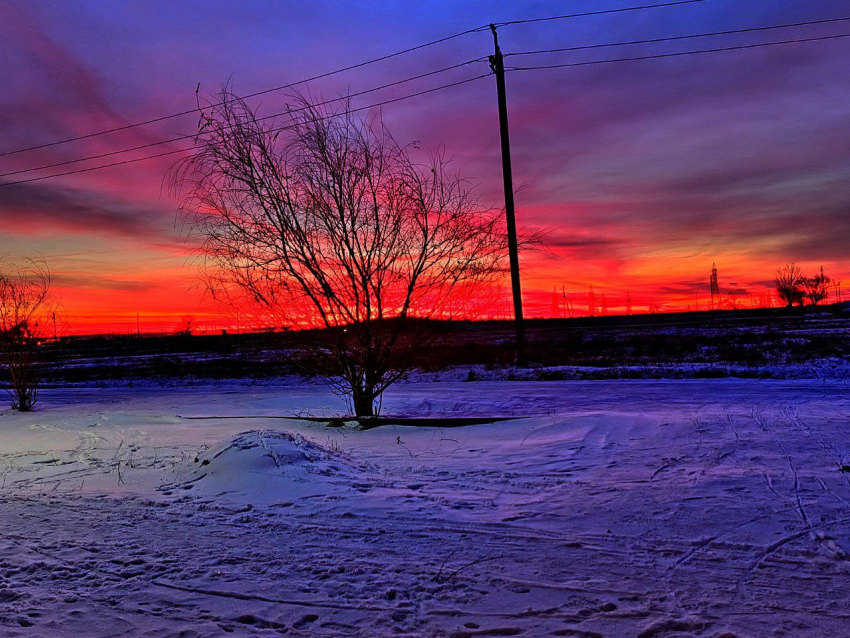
(21, 303, 850, 385)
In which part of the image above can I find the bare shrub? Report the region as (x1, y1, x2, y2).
(173, 90, 508, 416)
(178, 314, 197, 335)
(804, 266, 831, 306)
(0, 260, 51, 411)
(774, 263, 805, 308)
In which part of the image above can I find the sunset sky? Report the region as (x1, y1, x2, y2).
(2, 0, 849, 334)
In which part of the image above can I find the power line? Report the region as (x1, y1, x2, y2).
(10, 16, 846, 181)
(12, 14, 846, 181)
(0, 0, 706, 159)
(0, 57, 486, 179)
(0, 147, 191, 188)
(507, 32, 850, 71)
(505, 15, 850, 57)
(493, 0, 705, 27)
(0, 73, 491, 188)
(6, 30, 849, 187)
(5, 28, 848, 187)
(0, 27, 489, 159)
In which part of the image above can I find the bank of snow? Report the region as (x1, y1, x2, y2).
(161, 430, 364, 503)
(0, 380, 849, 637)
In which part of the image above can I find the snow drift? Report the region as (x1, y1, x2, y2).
(162, 430, 358, 503)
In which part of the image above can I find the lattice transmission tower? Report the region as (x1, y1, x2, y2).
(710, 263, 720, 310)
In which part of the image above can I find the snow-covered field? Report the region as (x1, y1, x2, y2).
(1, 380, 849, 637)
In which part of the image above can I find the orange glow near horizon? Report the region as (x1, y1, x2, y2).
(47, 255, 846, 337)
(30, 196, 849, 336)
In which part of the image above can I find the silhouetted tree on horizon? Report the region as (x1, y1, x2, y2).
(0, 259, 51, 411)
(178, 314, 197, 335)
(804, 266, 831, 306)
(173, 89, 509, 417)
(775, 263, 805, 308)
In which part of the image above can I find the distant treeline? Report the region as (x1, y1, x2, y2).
(6, 303, 846, 385)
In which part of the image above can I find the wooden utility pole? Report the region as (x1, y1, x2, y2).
(489, 24, 525, 360)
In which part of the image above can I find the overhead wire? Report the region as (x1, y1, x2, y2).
(504, 15, 850, 57)
(0, 57, 487, 179)
(5, 27, 850, 187)
(11, 12, 839, 180)
(0, 73, 492, 188)
(492, 0, 705, 27)
(0, 26, 489, 158)
(507, 32, 850, 71)
(6, 1, 849, 187)
(0, 0, 706, 158)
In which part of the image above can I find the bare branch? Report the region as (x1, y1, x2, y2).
(172, 89, 509, 416)
(0, 258, 51, 411)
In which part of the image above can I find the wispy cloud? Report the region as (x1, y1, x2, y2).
(0, 181, 175, 239)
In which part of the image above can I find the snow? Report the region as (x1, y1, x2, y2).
(1, 380, 849, 636)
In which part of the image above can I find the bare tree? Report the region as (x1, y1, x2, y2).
(804, 266, 831, 306)
(173, 90, 507, 417)
(774, 263, 805, 308)
(0, 260, 51, 411)
(178, 314, 197, 335)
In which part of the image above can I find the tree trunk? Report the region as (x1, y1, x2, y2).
(352, 391, 375, 418)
